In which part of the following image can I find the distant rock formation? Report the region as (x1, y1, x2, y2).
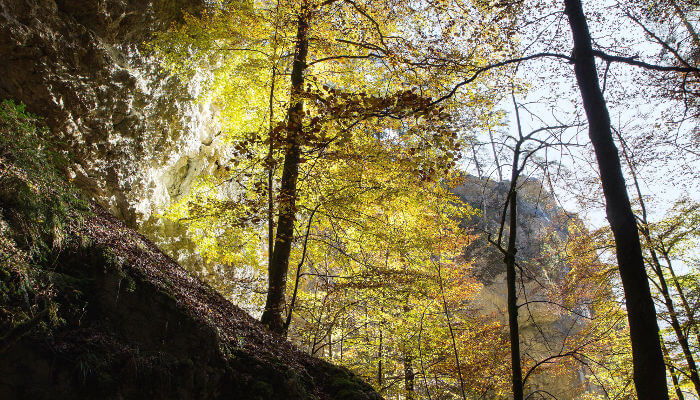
(455, 175, 595, 397)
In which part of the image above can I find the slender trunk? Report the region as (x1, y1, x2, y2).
(267, 0, 281, 277)
(662, 340, 686, 400)
(327, 329, 333, 361)
(564, 1, 668, 397)
(283, 204, 319, 332)
(503, 93, 525, 400)
(377, 328, 383, 387)
(261, 6, 310, 334)
(505, 188, 524, 400)
(436, 219, 467, 400)
(404, 346, 415, 400)
(662, 247, 700, 350)
(488, 125, 503, 182)
(267, 71, 276, 275)
(651, 250, 700, 394)
(417, 307, 433, 400)
(472, 145, 483, 179)
(340, 318, 344, 361)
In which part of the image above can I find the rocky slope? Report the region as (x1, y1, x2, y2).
(0, 100, 381, 399)
(0, 206, 381, 400)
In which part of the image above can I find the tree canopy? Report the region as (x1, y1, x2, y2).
(149, 0, 700, 398)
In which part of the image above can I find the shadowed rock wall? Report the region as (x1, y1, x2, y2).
(0, 0, 220, 228)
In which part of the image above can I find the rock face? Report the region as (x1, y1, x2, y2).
(455, 175, 576, 286)
(0, 0, 221, 228)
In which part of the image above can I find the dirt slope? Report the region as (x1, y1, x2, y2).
(0, 202, 381, 400)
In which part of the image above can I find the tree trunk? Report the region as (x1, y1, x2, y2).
(340, 318, 344, 361)
(404, 347, 415, 400)
(377, 328, 383, 387)
(662, 340, 686, 400)
(327, 330, 333, 361)
(261, 6, 309, 334)
(564, 0, 668, 397)
(505, 189, 524, 400)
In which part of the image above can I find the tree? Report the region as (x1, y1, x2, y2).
(564, 0, 669, 397)
(154, 0, 513, 334)
(616, 129, 700, 395)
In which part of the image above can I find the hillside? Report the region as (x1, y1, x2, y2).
(0, 101, 381, 399)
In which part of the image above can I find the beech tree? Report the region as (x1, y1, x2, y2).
(153, 0, 513, 333)
(151, 0, 700, 396)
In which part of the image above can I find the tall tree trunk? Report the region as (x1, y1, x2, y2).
(266, 0, 282, 282)
(340, 318, 344, 361)
(377, 328, 383, 387)
(261, 5, 309, 334)
(436, 220, 467, 400)
(505, 188, 524, 400)
(564, 0, 668, 397)
(502, 107, 524, 400)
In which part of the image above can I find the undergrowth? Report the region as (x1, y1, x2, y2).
(0, 99, 87, 337)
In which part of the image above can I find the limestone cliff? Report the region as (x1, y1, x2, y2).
(1, 0, 217, 223)
(455, 175, 595, 397)
(0, 0, 231, 271)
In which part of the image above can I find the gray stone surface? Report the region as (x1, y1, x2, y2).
(0, 0, 220, 228)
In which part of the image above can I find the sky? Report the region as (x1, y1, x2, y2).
(460, 0, 700, 233)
